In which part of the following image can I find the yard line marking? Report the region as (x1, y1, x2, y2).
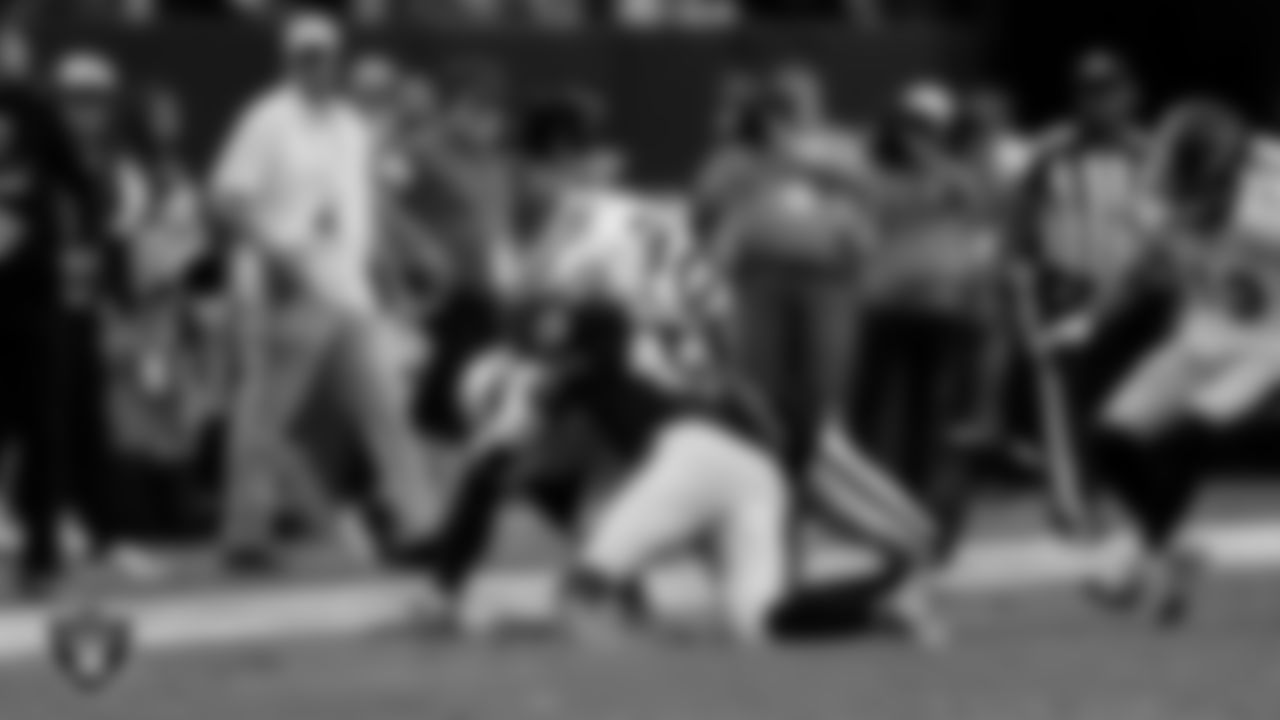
(0, 519, 1278, 665)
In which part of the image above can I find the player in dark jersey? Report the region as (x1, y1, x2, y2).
(1086, 100, 1278, 623)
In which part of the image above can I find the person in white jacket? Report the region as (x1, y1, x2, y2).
(212, 13, 430, 568)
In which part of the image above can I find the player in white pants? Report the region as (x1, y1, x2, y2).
(576, 416, 790, 643)
(1088, 100, 1280, 622)
(546, 296, 940, 647)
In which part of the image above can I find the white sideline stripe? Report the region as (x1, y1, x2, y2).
(0, 521, 1278, 665)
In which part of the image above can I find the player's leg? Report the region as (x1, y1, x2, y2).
(809, 423, 934, 560)
(566, 422, 723, 640)
(397, 449, 514, 597)
(807, 423, 948, 646)
(393, 346, 555, 600)
(7, 322, 63, 593)
(1091, 418, 1210, 624)
(1086, 306, 1235, 619)
(711, 433, 791, 644)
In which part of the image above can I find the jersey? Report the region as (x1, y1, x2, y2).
(1177, 137, 1280, 322)
(536, 299, 687, 463)
(413, 287, 509, 440)
(532, 187, 700, 323)
(1016, 127, 1152, 293)
(535, 298, 774, 465)
(529, 186, 732, 392)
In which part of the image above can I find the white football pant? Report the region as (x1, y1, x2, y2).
(579, 419, 790, 643)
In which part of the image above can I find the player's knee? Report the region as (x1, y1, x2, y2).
(579, 514, 652, 581)
(724, 573, 785, 646)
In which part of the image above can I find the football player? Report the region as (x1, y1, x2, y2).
(410, 90, 941, 646)
(1088, 99, 1280, 623)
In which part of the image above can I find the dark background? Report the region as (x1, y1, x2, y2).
(988, 0, 1280, 123)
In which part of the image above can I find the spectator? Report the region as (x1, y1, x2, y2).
(57, 52, 201, 579)
(700, 65, 871, 477)
(853, 80, 998, 536)
(105, 84, 233, 548)
(948, 83, 1036, 475)
(407, 58, 514, 293)
(125, 87, 210, 293)
(954, 85, 1033, 191)
(212, 12, 433, 569)
(1004, 50, 1152, 536)
(349, 52, 402, 134)
(56, 52, 149, 246)
(0, 43, 115, 593)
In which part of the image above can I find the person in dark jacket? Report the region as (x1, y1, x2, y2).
(0, 36, 109, 593)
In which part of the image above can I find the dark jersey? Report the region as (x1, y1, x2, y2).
(414, 285, 775, 467)
(0, 82, 101, 316)
(413, 286, 509, 439)
(537, 300, 681, 463)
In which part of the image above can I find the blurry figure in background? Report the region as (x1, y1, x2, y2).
(53, 51, 171, 577)
(125, 86, 209, 294)
(699, 63, 866, 473)
(953, 85, 1033, 193)
(350, 57, 451, 328)
(212, 13, 432, 571)
(349, 52, 402, 138)
(700, 66, 936, 607)
(854, 80, 998, 555)
(349, 53, 424, 309)
(1008, 51, 1152, 538)
(1087, 100, 1277, 623)
(103, 84, 229, 553)
(408, 58, 518, 452)
(56, 52, 149, 256)
(0, 25, 32, 551)
(945, 83, 1037, 537)
(0, 42, 109, 593)
(416, 58, 513, 293)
